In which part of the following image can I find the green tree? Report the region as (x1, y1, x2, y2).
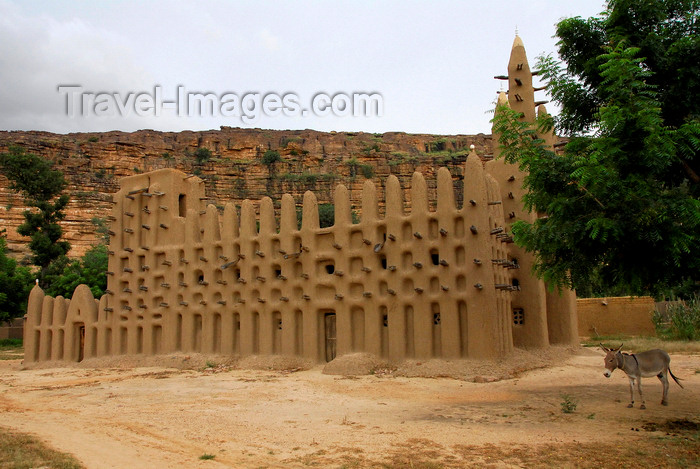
(43, 244, 108, 299)
(0, 147, 71, 282)
(318, 203, 335, 228)
(493, 0, 700, 297)
(193, 147, 212, 164)
(0, 236, 34, 323)
(262, 150, 283, 166)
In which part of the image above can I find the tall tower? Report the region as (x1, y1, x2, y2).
(507, 34, 536, 122)
(486, 35, 578, 348)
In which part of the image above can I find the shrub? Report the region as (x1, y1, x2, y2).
(654, 296, 700, 341)
(194, 147, 212, 164)
(0, 238, 34, 324)
(346, 158, 374, 179)
(560, 394, 578, 414)
(43, 244, 108, 299)
(360, 163, 374, 179)
(262, 150, 282, 166)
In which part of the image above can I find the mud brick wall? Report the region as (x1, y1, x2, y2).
(577, 297, 656, 337)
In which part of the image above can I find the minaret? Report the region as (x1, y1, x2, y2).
(488, 35, 579, 348)
(486, 36, 550, 348)
(507, 35, 536, 122)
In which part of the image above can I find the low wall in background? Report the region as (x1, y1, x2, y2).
(0, 318, 24, 340)
(577, 296, 656, 337)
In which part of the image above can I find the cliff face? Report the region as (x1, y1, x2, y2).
(0, 127, 493, 259)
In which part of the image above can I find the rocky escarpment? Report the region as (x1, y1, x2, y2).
(0, 127, 493, 259)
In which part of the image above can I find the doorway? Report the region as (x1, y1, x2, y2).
(75, 323, 85, 362)
(324, 313, 336, 362)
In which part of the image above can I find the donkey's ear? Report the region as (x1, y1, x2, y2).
(599, 343, 609, 352)
(615, 343, 623, 352)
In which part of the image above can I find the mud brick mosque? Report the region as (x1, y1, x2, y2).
(23, 36, 578, 364)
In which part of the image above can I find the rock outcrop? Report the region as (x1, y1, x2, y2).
(0, 128, 493, 259)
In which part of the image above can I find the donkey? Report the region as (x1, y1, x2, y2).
(600, 344, 683, 409)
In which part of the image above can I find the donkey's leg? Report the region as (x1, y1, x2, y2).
(637, 378, 646, 409)
(659, 371, 669, 406)
(627, 377, 635, 408)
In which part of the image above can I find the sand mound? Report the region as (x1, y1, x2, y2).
(322, 345, 582, 380)
(236, 355, 314, 372)
(20, 346, 584, 380)
(322, 352, 390, 376)
(21, 353, 240, 371)
(21, 353, 310, 372)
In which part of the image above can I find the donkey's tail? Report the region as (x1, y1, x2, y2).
(669, 367, 684, 388)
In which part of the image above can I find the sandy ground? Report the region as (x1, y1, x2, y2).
(0, 347, 698, 468)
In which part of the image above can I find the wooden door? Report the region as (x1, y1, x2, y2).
(77, 324, 85, 362)
(324, 313, 336, 362)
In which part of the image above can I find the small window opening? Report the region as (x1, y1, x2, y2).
(433, 313, 441, 325)
(194, 269, 204, 284)
(380, 256, 387, 269)
(325, 264, 335, 275)
(513, 308, 524, 325)
(383, 314, 388, 327)
(178, 194, 187, 217)
(430, 250, 440, 266)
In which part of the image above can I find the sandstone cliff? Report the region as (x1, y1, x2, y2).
(0, 127, 493, 259)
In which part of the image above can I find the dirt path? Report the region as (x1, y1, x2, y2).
(1, 347, 698, 468)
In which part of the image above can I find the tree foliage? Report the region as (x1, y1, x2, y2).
(0, 146, 71, 277)
(262, 150, 283, 166)
(493, 0, 700, 297)
(193, 147, 212, 164)
(0, 236, 34, 323)
(42, 244, 108, 299)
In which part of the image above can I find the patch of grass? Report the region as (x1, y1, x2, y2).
(0, 339, 23, 360)
(0, 338, 22, 348)
(0, 426, 84, 468)
(278, 172, 337, 186)
(199, 453, 216, 460)
(582, 334, 700, 354)
(560, 394, 578, 414)
(387, 151, 419, 166)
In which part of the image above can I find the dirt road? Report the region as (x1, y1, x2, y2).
(1, 347, 698, 468)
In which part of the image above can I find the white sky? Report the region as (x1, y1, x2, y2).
(0, 0, 606, 135)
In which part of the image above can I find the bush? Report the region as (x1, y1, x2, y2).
(346, 158, 374, 179)
(262, 150, 282, 166)
(43, 244, 108, 299)
(653, 296, 700, 341)
(0, 238, 34, 324)
(193, 148, 212, 164)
